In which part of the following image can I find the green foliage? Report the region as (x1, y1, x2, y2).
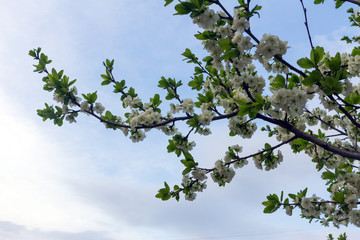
(164, 0, 174, 7)
(314, 0, 345, 8)
(310, 46, 325, 65)
(101, 111, 120, 130)
(29, 48, 52, 73)
(113, 80, 127, 93)
(325, 52, 341, 72)
(158, 77, 183, 100)
(173, 0, 210, 17)
(194, 30, 217, 40)
(188, 74, 204, 91)
(82, 92, 98, 104)
(297, 57, 315, 69)
(181, 152, 198, 175)
(262, 193, 280, 213)
(302, 70, 322, 86)
(236, 95, 264, 119)
(270, 75, 286, 89)
(217, 38, 234, 51)
(37, 103, 64, 126)
(291, 138, 309, 153)
(155, 182, 171, 200)
(182, 48, 199, 63)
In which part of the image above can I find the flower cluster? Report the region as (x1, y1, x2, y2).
(211, 160, 236, 186)
(347, 55, 360, 77)
(255, 34, 288, 60)
(300, 195, 322, 218)
(270, 87, 307, 116)
(123, 95, 141, 108)
(182, 98, 195, 114)
(193, 9, 219, 30)
(232, 12, 249, 33)
(128, 109, 162, 129)
(253, 149, 283, 171)
(228, 115, 257, 138)
(182, 169, 208, 201)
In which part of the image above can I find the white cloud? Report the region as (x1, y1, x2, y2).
(0, 221, 115, 240)
(0, 89, 114, 232)
(314, 26, 356, 54)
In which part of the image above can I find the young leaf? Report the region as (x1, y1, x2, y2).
(297, 57, 314, 69)
(164, 0, 174, 6)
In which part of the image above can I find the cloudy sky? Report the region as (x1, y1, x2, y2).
(0, 0, 359, 239)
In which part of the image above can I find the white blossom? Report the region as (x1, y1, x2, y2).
(255, 34, 288, 59)
(182, 99, 195, 114)
(94, 102, 105, 115)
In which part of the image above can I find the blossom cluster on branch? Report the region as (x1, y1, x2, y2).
(30, 0, 360, 234)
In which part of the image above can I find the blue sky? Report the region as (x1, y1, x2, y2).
(0, 0, 359, 239)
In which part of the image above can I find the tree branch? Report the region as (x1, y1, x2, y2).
(342, 0, 360, 6)
(256, 113, 360, 160)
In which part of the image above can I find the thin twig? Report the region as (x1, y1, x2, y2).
(300, 0, 314, 49)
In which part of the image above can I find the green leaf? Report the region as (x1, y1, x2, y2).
(288, 193, 296, 200)
(264, 143, 271, 150)
(180, 159, 196, 168)
(186, 115, 199, 128)
(205, 90, 213, 101)
(29, 49, 37, 58)
(190, 0, 203, 8)
(202, 56, 213, 65)
(254, 94, 264, 104)
(188, 74, 204, 91)
(270, 75, 286, 89)
(297, 57, 314, 69)
(217, 38, 232, 51)
(194, 31, 216, 40)
(101, 80, 111, 86)
(310, 46, 325, 65)
(302, 70, 322, 86)
(262, 202, 280, 213)
(328, 52, 341, 72)
(267, 194, 280, 202)
(165, 91, 175, 100)
(288, 74, 300, 85)
(155, 182, 172, 201)
(262, 200, 274, 207)
(299, 188, 308, 198)
(320, 75, 343, 95)
(164, 181, 170, 191)
(221, 49, 240, 60)
(333, 192, 345, 202)
(182, 48, 198, 63)
(351, 47, 360, 56)
(101, 74, 111, 81)
(164, 0, 174, 6)
(152, 94, 161, 106)
(335, 0, 344, 8)
(291, 138, 309, 153)
(322, 170, 336, 181)
(174, 2, 193, 15)
(182, 167, 192, 175)
(90, 91, 98, 103)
